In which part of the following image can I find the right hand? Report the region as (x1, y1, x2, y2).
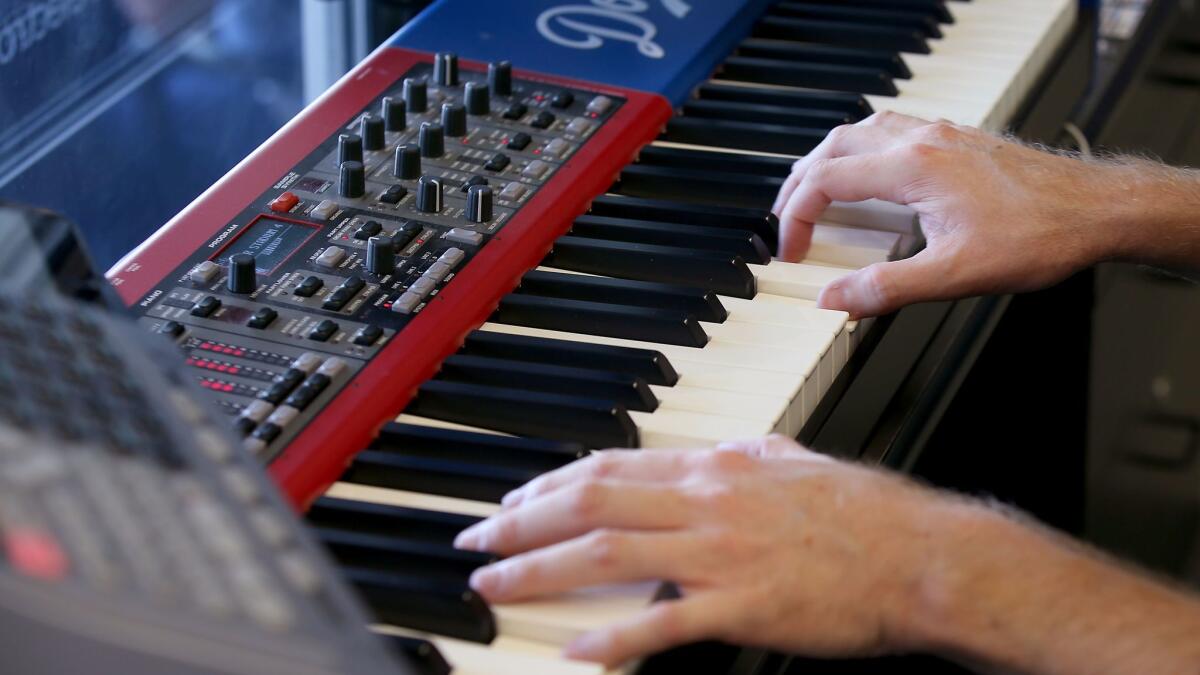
(772, 112, 1128, 319)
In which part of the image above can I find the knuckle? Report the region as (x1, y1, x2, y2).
(805, 157, 835, 183)
(861, 264, 898, 306)
(919, 121, 958, 143)
(903, 142, 943, 167)
(825, 123, 853, 146)
(706, 448, 755, 473)
(568, 481, 607, 521)
(586, 452, 619, 478)
(863, 110, 898, 126)
(586, 529, 626, 568)
(493, 515, 520, 546)
(648, 602, 687, 643)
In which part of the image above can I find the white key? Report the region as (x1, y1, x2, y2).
(372, 626, 620, 675)
(807, 224, 901, 268)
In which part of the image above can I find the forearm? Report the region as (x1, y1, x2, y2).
(906, 502, 1200, 675)
(1081, 157, 1200, 271)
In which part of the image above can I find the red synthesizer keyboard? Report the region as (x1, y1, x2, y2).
(108, 47, 671, 508)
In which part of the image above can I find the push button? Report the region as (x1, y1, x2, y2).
(321, 289, 351, 311)
(310, 199, 339, 220)
(190, 261, 220, 284)
(506, 132, 532, 151)
(378, 185, 406, 205)
(530, 111, 555, 129)
(585, 95, 613, 115)
(316, 246, 346, 268)
(390, 291, 421, 314)
(460, 175, 487, 192)
(484, 153, 510, 172)
(354, 220, 383, 240)
(270, 192, 300, 213)
(550, 91, 574, 108)
(498, 182, 529, 202)
(246, 307, 278, 330)
(191, 296, 221, 318)
(159, 321, 185, 338)
(353, 324, 383, 346)
(541, 138, 570, 159)
(444, 228, 483, 246)
(502, 103, 527, 120)
(307, 320, 339, 342)
(293, 276, 324, 297)
(339, 276, 366, 294)
(565, 118, 594, 136)
(521, 160, 551, 180)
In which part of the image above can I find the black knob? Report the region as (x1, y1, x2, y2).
(464, 82, 489, 116)
(366, 236, 395, 275)
(441, 103, 467, 137)
(403, 78, 427, 113)
(419, 122, 444, 158)
(434, 52, 458, 87)
(393, 144, 420, 180)
(339, 160, 365, 198)
(466, 185, 494, 223)
(360, 113, 385, 151)
(338, 133, 363, 165)
(228, 254, 256, 294)
(382, 96, 406, 132)
(416, 175, 444, 214)
(488, 60, 512, 96)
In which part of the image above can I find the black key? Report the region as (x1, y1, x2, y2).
(550, 90, 574, 108)
(355, 220, 384, 240)
(353, 324, 384, 346)
(637, 145, 795, 180)
(696, 82, 872, 119)
(408, 380, 639, 449)
(529, 111, 555, 129)
(571, 214, 771, 264)
(344, 450, 542, 503)
(753, 17, 930, 54)
(663, 116, 829, 155)
(589, 194, 780, 251)
(294, 275, 324, 297)
(507, 132, 532, 150)
(461, 330, 679, 386)
(372, 423, 586, 473)
(770, 2, 942, 38)
(735, 38, 911, 79)
(383, 635, 452, 675)
(318, 527, 494, 581)
(682, 99, 854, 130)
(494, 293, 710, 348)
(308, 319, 339, 341)
(502, 103, 527, 120)
(246, 307, 278, 329)
(439, 353, 659, 412)
(718, 56, 898, 97)
(343, 567, 496, 644)
(519, 268, 727, 322)
(802, 0, 953, 24)
(544, 236, 756, 299)
(616, 163, 783, 209)
(308, 496, 481, 546)
(190, 295, 221, 318)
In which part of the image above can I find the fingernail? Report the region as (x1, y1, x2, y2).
(469, 566, 499, 596)
(817, 278, 852, 314)
(564, 631, 604, 660)
(454, 526, 481, 550)
(500, 489, 522, 508)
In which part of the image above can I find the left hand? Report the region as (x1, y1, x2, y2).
(453, 435, 958, 668)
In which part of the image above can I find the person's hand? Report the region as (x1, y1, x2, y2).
(771, 112, 1131, 319)
(453, 435, 965, 668)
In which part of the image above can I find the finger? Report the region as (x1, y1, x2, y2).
(778, 151, 914, 262)
(715, 434, 833, 462)
(565, 593, 732, 668)
(455, 481, 694, 554)
(816, 248, 953, 319)
(469, 529, 703, 602)
(860, 110, 932, 131)
(499, 447, 707, 509)
(771, 124, 900, 217)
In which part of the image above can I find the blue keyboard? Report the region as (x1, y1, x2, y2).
(390, 0, 775, 104)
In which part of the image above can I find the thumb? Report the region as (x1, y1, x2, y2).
(817, 250, 951, 319)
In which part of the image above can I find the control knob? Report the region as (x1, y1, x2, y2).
(416, 175, 444, 214)
(339, 160, 365, 198)
(466, 184, 493, 223)
(488, 61, 512, 97)
(434, 52, 458, 87)
(403, 78, 427, 113)
(360, 113, 385, 151)
(228, 254, 257, 294)
(366, 236, 396, 275)
(464, 82, 489, 116)
(441, 103, 467, 137)
(393, 144, 420, 180)
(419, 122, 444, 158)
(382, 96, 406, 132)
(337, 133, 363, 165)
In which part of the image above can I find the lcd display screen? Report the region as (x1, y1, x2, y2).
(219, 217, 319, 274)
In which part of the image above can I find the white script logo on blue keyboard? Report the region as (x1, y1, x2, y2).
(536, 0, 693, 59)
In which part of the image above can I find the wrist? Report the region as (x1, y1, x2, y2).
(1085, 159, 1200, 266)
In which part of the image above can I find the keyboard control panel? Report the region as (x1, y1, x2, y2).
(108, 49, 671, 504)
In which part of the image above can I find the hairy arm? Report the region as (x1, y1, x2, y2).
(772, 112, 1200, 318)
(456, 437, 1200, 673)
